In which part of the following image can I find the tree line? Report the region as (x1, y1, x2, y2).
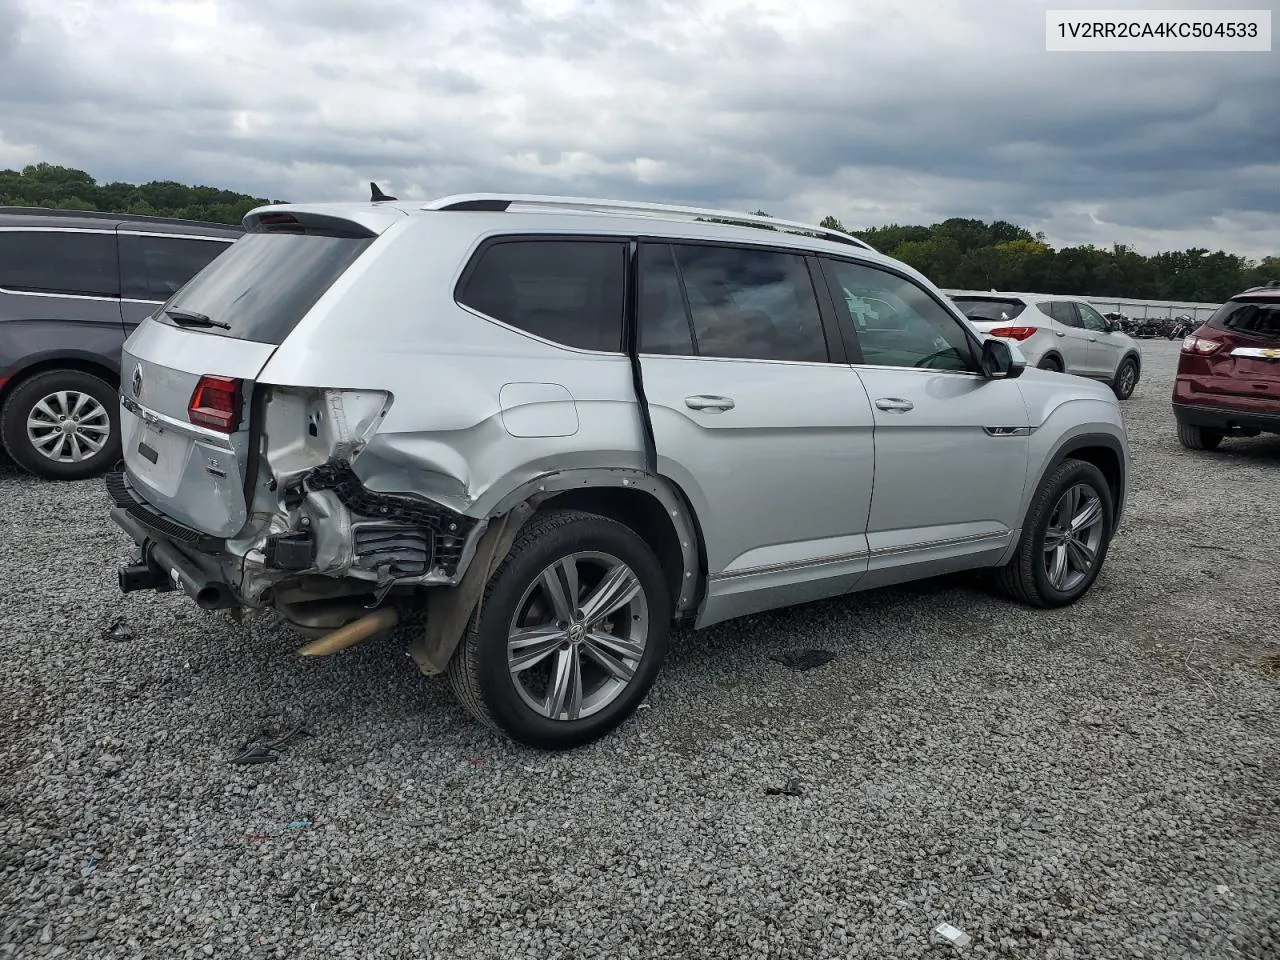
(4, 162, 1275, 303)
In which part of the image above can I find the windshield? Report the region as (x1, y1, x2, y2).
(950, 297, 1026, 321)
(1208, 299, 1280, 342)
(154, 231, 374, 345)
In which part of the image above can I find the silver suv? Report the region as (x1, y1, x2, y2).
(107, 192, 1130, 749)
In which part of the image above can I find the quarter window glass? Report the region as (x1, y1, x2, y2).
(458, 240, 626, 352)
(119, 235, 232, 301)
(824, 259, 972, 371)
(637, 244, 696, 355)
(0, 230, 119, 297)
(669, 244, 828, 362)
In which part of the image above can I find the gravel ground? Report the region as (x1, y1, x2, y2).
(2, 340, 1277, 959)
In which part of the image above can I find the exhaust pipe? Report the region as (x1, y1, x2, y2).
(297, 607, 400, 657)
(148, 540, 236, 610)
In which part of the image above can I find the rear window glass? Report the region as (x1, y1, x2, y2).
(1209, 300, 1280, 341)
(950, 297, 1026, 321)
(457, 239, 626, 352)
(119, 234, 233, 302)
(0, 229, 119, 297)
(154, 232, 373, 344)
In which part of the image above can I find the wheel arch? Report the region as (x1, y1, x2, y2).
(0, 353, 121, 402)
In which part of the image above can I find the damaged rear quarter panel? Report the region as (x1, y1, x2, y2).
(255, 214, 649, 519)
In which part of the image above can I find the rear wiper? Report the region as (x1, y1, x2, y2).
(165, 308, 230, 330)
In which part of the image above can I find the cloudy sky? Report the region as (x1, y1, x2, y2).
(1, 0, 1276, 257)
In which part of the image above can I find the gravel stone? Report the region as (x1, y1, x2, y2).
(1, 341, 1277, 958)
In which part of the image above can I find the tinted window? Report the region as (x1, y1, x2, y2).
(1210, 300, 1280, 342)
(458, 240, 626, 352)
(670, 244, 828, 362)
(155, 231, 372, 344)
(1047, 302, 1079, 326)
(1076, 302, 1109, 332)
(825, 259, 972, 371)
(951, 297, 1026, 321)
(119, 234, 232, 301)
(638, 244, 695, 355)
(0, 229, 119, 297)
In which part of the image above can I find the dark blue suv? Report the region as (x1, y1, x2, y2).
(0, 207, 240, 479)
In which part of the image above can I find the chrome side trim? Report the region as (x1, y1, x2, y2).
(120, 394, 234, 448)
(868, 530, 1010, 560)
(710, 549, 868, 582)
(983, 426, 1033, 437)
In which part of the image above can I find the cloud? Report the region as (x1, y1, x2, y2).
(0, 0, 1277, 258)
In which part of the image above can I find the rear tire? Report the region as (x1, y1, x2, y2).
(995, 459, 1114, 609)
(1177, 422, 1224, 451)
(1112, 357, 1139, 400)
(0, 369, 121, 480)
(447, 509, 672, 750)
(1037, 355, 1063, 373)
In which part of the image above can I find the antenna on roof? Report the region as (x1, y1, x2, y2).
(370, 182, 397, 202)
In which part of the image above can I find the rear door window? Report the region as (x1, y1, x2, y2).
(0, 229, 119, 298)
(154, 230, 373, 344)
(119, 234, 233, 302)
(667, 244, 829, 362)
(457, 239, 626, 352)
(1048, 302, 1080, 326)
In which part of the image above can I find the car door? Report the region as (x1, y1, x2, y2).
(1044, 301, 1091, 373)
(635, 241, 876, 627)
(116, 231, 235, 333)
(1075, 301, 1119, 377)
(819, 256, 1031, 589)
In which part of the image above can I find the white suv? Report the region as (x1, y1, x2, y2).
(950, 291, 1143, 399)
(108, 192, 1130, 749)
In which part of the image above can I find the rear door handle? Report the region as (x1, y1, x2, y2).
(874, 397, 914, 413)
(1055, 331, 1067, 337)
(1088, 337, 1098, 342)
(685, 395, 735, 412)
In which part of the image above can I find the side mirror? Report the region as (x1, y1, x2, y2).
(980, 337, 1026, 380)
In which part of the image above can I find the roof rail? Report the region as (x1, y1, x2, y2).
(0, 205, 243, 232)
(422, 193, 874, 251)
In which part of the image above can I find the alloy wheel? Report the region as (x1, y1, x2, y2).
(506, 551, 650, 722)
(1042, 483, 1105, 592)
(26, 390, 111, 463)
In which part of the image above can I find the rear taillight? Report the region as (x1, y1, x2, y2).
(988, 326, 1038, 341)
(188, 375, 242, 433)
(1182, 335, 1222, 355)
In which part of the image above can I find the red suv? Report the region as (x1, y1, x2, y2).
(1173, 282, 1280, 450)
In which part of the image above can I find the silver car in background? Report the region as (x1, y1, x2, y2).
(107, 193, 1131, 749)
(950, 291, 1143, 399)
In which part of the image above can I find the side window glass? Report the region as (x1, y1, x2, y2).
(1077, 303, 1109, 332)
(0, 230, 119, 297)
(637, 244, 695, 355)
(669, 244, 828, 362)
(1048, 302, 1077, 326)
(823, 259, 972, 371)
(457, 239, 626, 352)
(119, 235, 231, 301)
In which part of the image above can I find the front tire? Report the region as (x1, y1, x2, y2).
(1177, 422, 1224, 451)
(1112, 357, 1139, 400)
(0, 369, 121, 480)
(447, 509, 672, 750)
(995, 459, 1114, 608)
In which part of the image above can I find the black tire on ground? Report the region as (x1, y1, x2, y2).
(1112, 357, 1139, 400)
(1176, 422, 1224, 451)
(0, 369, 121, 481)
(447, 508, 672, 750)
(994, 458, 1115, 609)
(1037, 355, 1063, 372)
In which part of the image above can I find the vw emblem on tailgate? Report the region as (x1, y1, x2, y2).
(131, 364, 143, 398)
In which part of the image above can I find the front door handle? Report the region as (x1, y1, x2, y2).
(875, 397, 914, 413)
(685, 395, 735, 412)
